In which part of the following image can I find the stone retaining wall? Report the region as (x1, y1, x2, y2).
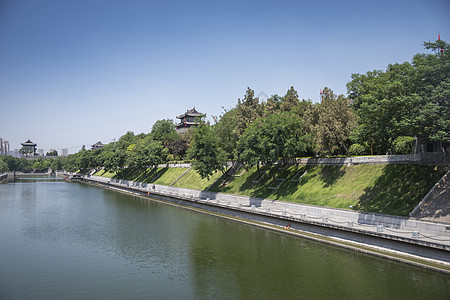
(291, 153, 448, 165)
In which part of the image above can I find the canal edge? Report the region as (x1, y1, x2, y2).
(76, 178, 450, 274)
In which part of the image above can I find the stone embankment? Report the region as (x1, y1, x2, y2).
(410, 170, 450, 223)
(290, 152, 449, 165)
(0, 172, 7, 182)
(81, 175, 450, 254)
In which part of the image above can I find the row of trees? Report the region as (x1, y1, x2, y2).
(0, 156, 63, 173)
(7, 39, 446, 179)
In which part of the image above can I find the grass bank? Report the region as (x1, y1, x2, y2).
(93, 167, 222, 190)
(94, 163, 447, 217)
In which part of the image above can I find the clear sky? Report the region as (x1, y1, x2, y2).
(0, 0, 448, 154)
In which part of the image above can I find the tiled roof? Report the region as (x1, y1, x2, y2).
(177, 107, 204, 119)
(21, 139, 36, 146)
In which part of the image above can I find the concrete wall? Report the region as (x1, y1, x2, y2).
(158, 154, 449, 170)
(290, 153, 449, 165)
(410, 170, 450, 219)
(86, 175, 450, 245)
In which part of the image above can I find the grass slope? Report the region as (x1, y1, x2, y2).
(94, 163, 447, 217)
(172, 169, 223, 190)
(209, 164, 447, 216)
(95, 166, 222, 190)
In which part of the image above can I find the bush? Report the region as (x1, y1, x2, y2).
(393, 136, 415, 154)
(0, 158, 8, 173)
(349, 143, 367, 156)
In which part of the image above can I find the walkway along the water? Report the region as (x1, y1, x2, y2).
(72, 174, 450, 273)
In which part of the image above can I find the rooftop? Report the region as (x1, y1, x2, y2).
(177, 107, 204, 119)
(21, 139, 36, 146)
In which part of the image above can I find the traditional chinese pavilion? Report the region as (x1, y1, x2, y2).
(91, 141, 104, 151)
(176, 107, 205, 134)
(21, 139, 37, 156)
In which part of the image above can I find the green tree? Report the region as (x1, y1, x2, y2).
(166, 139, 189, 159)
(347, 63, 419, 153)
(308, 87, 356, 156)
(151, 119, 178, 145)
(280, 86, 300, 112)
(235, 87, 264, 137)
(18, 158, 33, 172)
(128, 137, 168, 175)
(264, 94, 282, 116)
(32, 159, 51, 172)
(213, 107, 240, 158)
(0, 158, 8, 173)
(347, 39, 449, 152)
(412, 39, 450, 143)
(46, 150, 58, 156)
(188, 124, 227, 180)
(2, 155, 18, 171)
(238, 112, 311, 171)
(50, 158, 63, 172)
(61, 154, 78, 172)
(19, 146, 34, 157)
(75, 146, 96, 173)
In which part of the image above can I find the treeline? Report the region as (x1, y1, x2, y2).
(3, 39, 447, 178)
(0, 156, 63, 173)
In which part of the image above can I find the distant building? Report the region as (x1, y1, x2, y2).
(12, 149, 20, 158)
(38, 149, 44, 156)
(0, 138, 10, 155)
(91, 141, 104, 151)
(176, 107, 205, 134)
(21, 139, 37, 157)
(61, 148, 68, 156)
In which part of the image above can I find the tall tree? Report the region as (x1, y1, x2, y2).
(412, 39, 450, 143)
(348, 39, 449, 152)
(309, 87, 356, 155)
(151, 119, 178, 145)
(187, 124, 227, 180)
(280, 86, 300, 112)
(213, 107, 240, 158)
(347, 63, 419, 153)
(238, 112, 311, 171)
(235, 87, 264, 137)
(263, 94, 282, 116)
(128, 137, 168, 175)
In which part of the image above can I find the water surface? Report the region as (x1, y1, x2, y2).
(1, 177, 449, 299)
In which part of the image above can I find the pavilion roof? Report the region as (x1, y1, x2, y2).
(177, 107, 205, 119)
(92, 141, 104, 147)
(21, 139, 36, 146)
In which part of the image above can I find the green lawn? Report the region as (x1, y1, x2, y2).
(150, 167, 189, 186)
(210, 164, 447, 216)
(172, 168, 223, 190)
(94, 163, 447, 217)
(96, 166, 224, 190)
(93, 169, 117, 178)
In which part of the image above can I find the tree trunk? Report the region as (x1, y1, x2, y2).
(340, 141, 350, 157)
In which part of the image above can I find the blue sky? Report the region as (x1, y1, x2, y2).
(1, 0, 448, 153)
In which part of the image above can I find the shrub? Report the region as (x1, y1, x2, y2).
(349, 143, 367, 156)
(393, 136, 415, 154)
(0, 158, 8, 173)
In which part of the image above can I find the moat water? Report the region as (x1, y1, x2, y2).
(1, 177, 449, 299)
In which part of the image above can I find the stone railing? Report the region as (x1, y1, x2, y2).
(288, 153, 449, 166)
